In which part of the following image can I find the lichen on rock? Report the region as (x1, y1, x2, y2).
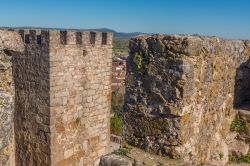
(124, 34, 250, 165)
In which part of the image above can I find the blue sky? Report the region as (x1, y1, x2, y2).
(0, 0, 249, 39)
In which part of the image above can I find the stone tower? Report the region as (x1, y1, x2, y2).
(12, 29, 112, 166)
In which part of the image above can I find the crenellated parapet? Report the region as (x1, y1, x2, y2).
(12, 29, 113, 48)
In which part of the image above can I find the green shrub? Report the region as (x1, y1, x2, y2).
(110, 91, 124, 136)
(111, 91, 124, 116)
(242, 151, 250, 163)
(229, 150, 250, 163)
(229, 154, 239, 162)
(133, 53, 143, 70)
(219, 153, 224, 159)
(132, 52, 151, 72)
(110, 114, 123, 136)
(113, 148, 130, 156)
(231, 117, 245, 133)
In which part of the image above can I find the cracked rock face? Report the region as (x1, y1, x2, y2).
(0, 30, 24, 52)
(124, 34, 250, 165)
(0, 30, 23, 166)
(0, 50, 14, 166)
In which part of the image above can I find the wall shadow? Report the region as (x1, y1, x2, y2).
(234, 59, 250, 111)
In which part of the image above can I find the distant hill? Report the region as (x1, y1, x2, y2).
(83, 28, 145, 39)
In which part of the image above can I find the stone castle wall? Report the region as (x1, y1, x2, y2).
(13, 29, 51, 165)
(0, 28, 112, 166)
(0, 30, 23, 166)
(124, 34, 250, 165)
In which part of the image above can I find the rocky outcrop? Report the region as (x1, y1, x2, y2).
(99, 154, 133, 166)
(0, 30, 23, 166)
(228, 139, 249, 157)
(124, 34, 250, 165)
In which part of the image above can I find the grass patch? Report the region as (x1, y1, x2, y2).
(111, 91, 124, 116)
(110, 114, 123, 136)
(219, 153, 224, 159)
(229, 150, 250, 163)
(231, 117, 245, 133)
(110, 91, 124, 136)
(113, 147, 130, 156)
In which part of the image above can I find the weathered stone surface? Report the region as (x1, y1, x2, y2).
(124, 34, 250, 165)
(0, 30, 24, 52)
(100, 146, 250, 166)
(13, 29, 51, 166)
(99, 144, 192, 166)
(238, 109, 250, 123)
(228, 139, 249, 156)
(0, 30, 23, 166)
(0, 50, 15, 166)
(99, 154, 133, 166)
